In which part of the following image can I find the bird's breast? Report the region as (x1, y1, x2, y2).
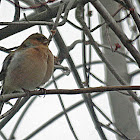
(3, 47, 49, 92)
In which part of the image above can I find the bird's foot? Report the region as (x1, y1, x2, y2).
(37, 87, 47, 97)
(22, 88, 31, 97)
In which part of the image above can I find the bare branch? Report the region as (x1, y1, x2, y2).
(0, 0, 89, 40)
(90, 0, 140, 68)
(76, 1, 140, 105)
(0, 98, 21, 120)
(58, 0, 76, 26)
(13, 0, 20, 21)
(52, 76, 79, 140)
(0, 21, 54, 26)
(6, 0, 55, 9)
(0, 85, 140, 102)
(124, 0, 140, 33)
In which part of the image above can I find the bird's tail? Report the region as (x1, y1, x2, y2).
(0, 88, 4, 114)
(0, 102, 4, 115)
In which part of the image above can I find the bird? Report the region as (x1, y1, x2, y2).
(0, 33, 54, 114)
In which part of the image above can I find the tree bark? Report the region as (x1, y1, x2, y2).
(99, 0, 139, 139)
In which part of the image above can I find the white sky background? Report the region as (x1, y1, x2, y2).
(0, 0, 140, 140)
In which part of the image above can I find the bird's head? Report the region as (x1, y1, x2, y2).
(21, 33, 49, 48)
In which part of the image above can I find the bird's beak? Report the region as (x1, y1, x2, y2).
(43, 39, 49, 45)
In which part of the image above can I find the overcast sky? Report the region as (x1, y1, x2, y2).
(0, 1, 140, 140)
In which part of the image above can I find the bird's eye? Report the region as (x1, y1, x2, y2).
(36, 37, 42, 41)
(36, 37, 46, 42)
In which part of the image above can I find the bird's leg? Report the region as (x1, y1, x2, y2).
(37, 87, 46, 92)
(37, 87, 47, 97)
(22, 88, 31, 97)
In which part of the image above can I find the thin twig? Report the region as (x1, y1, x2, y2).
(91, 102, 130, 139)
(82, 10, 89, 87)
(23, 93, 103, 139)
(0, 46, 18, 53)
(13, 0, 20, 21)
(77, 1, 140, 105)
(106, 25, 113, 51)
(86, 93, 107, 139)
(90, 72, 129, 96)
(9, 97, 37, 140)
(90, 6, 123, 32)
(89, 72, 106, 85)
(90, 0, 140, 68)
(0, 0, 89, 41)
(61, 16, 82, 30)
(52, 75, 79, 140)
(0, 131, 7, 140)
(0, 97, 30, 130)
(100, 123, 130, 140)
(58, 0, 75, 26)
(6, 0, 56, 10)
(0, 98, 21, 120)
(130, 34, 140, 42)
(67, 40, 83, 51)
(97, 43, 136, 63)
(124, 0, 140, 33)
(116, 12, 131, 23)
(87, 3, 92, 85)
(47, 1, 65, 45)
(129, 69, 140, 79)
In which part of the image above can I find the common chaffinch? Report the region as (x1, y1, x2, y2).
(0, 33, 54, 114)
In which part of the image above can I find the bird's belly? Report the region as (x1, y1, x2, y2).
(4, 51, 47, 92)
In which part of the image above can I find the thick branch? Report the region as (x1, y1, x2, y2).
(124, 0, 140, 33)
(90, 0, 140, 68)
(0, 0, 89, 40)
(76, 2, 140, 105)
(0, 86, 140, 102)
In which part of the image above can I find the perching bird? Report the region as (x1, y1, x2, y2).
(0, 33, 54, 114)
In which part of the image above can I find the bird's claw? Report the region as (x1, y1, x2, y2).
(22, 88, 31, 97)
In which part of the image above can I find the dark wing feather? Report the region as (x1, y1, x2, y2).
(0, 53, 14, 81)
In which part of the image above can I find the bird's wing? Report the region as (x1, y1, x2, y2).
(0, 53, 14, 81)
